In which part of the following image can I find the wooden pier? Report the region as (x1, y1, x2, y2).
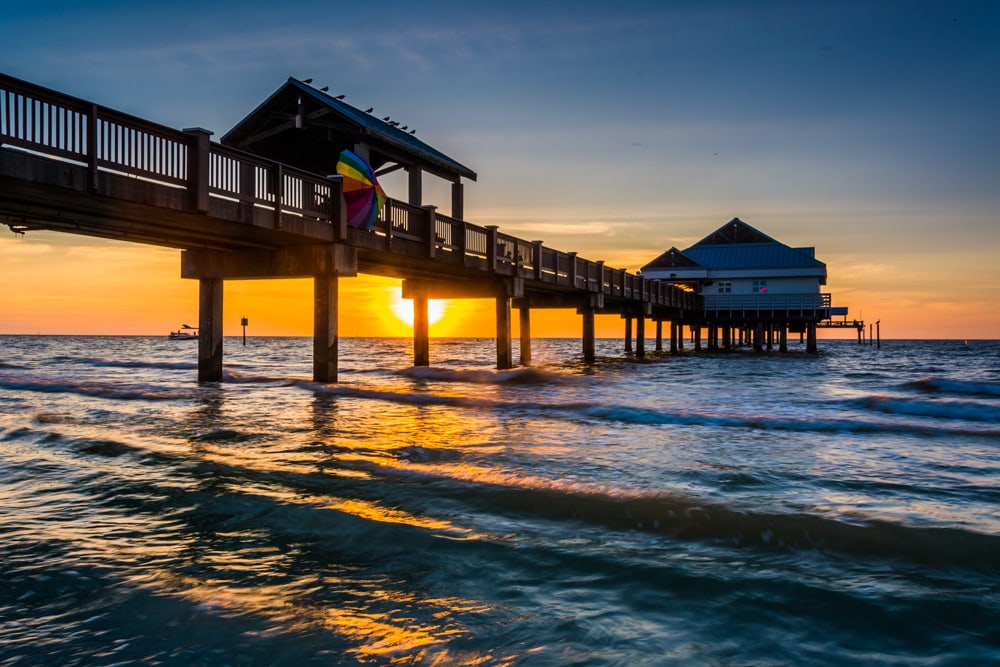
(1, 73, 704, 381)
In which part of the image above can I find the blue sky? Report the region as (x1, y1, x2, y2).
(3, 0, 999, 335)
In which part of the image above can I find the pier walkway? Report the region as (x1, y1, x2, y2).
(1, 73, 699, 381)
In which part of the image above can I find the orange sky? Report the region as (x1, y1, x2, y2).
(2, 226, 996, 340)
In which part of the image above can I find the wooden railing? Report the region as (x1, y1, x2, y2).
(1, 72, 699, 312)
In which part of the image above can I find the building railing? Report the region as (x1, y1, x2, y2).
(704, 293, 831, 312)
(1, 72, 699, 312)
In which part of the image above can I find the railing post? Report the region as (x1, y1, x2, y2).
(423, 205, 437, 259)
(184, 127, 213, 213)
(532, 241, 544, 281)
(327, 174, 348, 242)
(457, 223, 468, 267)
(567, 252, 578, 288)
(486, 225, 499, 272)
(385, 202, 394, 251)
(87, 103, 99, 193)
(272, 163, 283, 229)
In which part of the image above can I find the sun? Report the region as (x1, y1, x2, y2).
(388, 287, 447, 328)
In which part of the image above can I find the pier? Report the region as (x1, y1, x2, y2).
(1, 73, 705, 381)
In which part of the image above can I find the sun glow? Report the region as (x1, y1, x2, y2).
(388, 287, 447, 329)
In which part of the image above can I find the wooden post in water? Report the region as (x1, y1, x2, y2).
(313, 276, 340, 382)
(807, 322, 818, 353)
(519, 300, 532, 366)
(779, 324, 788, 353)
(722, 325, 731, 351)
(413, 293, 429, 367)
(677, 324, 685, 351)
(581, 308, 596, 364)
(655, 319, 663, 352)
(694, 325, 702, 352)
(496, 295, 513, 369)
(198, 278, 224, 382)
(624, 316, 633, 354)
(670, 321, 679, 354)
(876, 320, 881, 349)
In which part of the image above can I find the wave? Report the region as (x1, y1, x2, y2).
(908, 377, 1000, 398)
(0, 375, 198, 401)
(83, 358, 199, 371)
(356, 462, 1000, 572)
(848, 395, 1000, 422)
(295, 380, 1000, 438)
(401, 365, 583, 385)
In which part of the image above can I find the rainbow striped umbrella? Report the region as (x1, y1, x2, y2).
(336, 150, 386, 231)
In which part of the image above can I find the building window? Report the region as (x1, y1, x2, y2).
(753, 280, 767, 294)
(718, 281, 731, 293)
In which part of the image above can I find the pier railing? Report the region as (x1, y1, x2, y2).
(1, 72, 699, 312)
(704, 293, 831, 314)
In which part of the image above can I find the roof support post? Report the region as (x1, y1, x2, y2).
(451, 181, 464, 221)
(408, 166, 422, 206)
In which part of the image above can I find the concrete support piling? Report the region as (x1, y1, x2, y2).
(313, 275, 340, 382)
(496, 296, 513, 370)
(413, 293, 429, 367)
(519, 303, 532, 366)
(198, 278, 224, 382)
(670, 321, 678, 354)
(655, 319, 663, 352)
(636, 316, 646, 358)
(582, 308, 596, 364)
(624, 316, 633, 354)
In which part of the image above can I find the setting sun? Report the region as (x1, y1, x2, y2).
(387, 287, 447, 329)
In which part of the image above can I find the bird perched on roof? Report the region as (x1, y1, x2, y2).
(319, 86, 329, 92)
(382, 116, 391, 121)
(334, 94, 345, 100)
(364, 107, 373, 113)
(303, 78, 313, 84)
(409, 129, 416, 134)
(389, 121, 400, 127)
(401, 126, 408, 130)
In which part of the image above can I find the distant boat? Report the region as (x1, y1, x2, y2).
(168, 324, 198, 340)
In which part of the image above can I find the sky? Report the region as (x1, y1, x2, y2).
(2, 0, 998, 339)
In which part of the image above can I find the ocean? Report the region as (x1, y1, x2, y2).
(1, 336, 997, 666)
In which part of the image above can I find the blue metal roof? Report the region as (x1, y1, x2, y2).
(682, 243, 826, 271)
(221, 78, 476, 182)
(288, 79, 476, 181)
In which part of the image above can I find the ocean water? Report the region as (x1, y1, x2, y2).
(0, 336, 997, 666)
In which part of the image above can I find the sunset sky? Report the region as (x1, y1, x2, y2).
(2, 1, 998, 339)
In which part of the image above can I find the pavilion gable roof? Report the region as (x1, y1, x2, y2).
(221, 78, 476, 182)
